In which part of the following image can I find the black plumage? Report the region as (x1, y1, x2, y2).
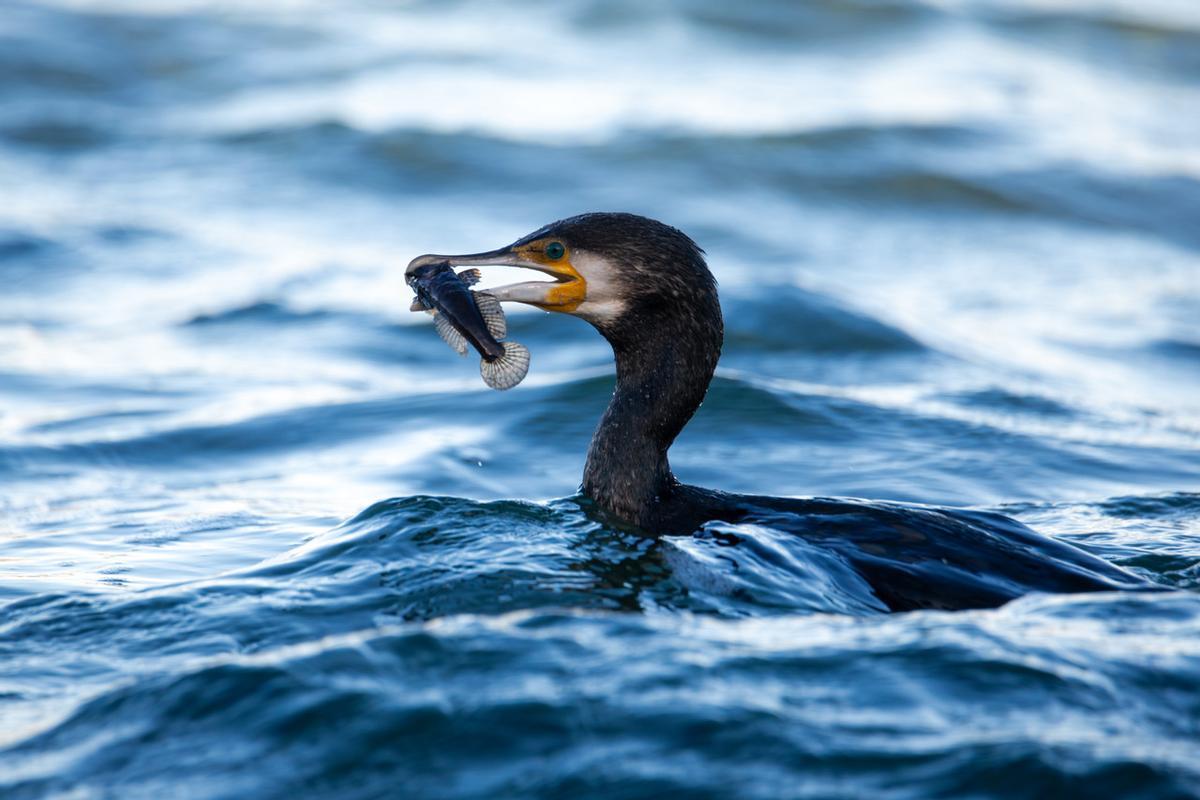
(427, 212, 1155, 611)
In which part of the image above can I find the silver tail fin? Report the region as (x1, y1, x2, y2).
(479, 341, 530, 390)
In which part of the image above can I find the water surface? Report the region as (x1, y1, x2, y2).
(2, 0, 1200, 797)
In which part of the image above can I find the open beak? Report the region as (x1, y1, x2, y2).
(406, 247, 586, 312)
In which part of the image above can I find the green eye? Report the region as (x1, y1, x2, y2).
(545, 242, 565, 260)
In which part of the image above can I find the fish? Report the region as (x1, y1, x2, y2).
(407, 261, 530, 390)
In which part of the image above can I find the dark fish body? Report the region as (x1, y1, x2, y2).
(408, 262, 505, 361)
(407, 261, 531, 390)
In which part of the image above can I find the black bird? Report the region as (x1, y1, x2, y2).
(406, 212, 1152, 611)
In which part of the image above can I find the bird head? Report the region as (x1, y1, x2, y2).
(405, 212, 718, 339)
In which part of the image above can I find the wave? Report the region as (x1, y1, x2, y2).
(994, 492, 1200, 587)
(942, 387, 1075, 418)
(1098, 491, 1200, 520)
(4, 588, 1199, 799)
(201, 120, 1200, 251)
(182, 300, 340, 327)
(723, 284, 927, 355)
(0, 229, 60, 263)
(641, 0, 940, 44)
(984, 5, 1200, 80)
(15, 489, 1174, 663)
(0, 119, 113, 151)
(664, 521, 890, 615)
(1147, 337, 1200, 363)
(0, 393, 453, 475)
(0, 228, 74, 286)
(3, 357, 1191, 512)
(2, 2, 1198, 797)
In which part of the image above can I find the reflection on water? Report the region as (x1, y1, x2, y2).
(2, 0, 1199, 796)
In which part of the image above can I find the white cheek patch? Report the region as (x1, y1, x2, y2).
(571, 250, 627, 324)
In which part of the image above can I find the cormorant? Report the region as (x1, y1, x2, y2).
(406, 212, 1151, 611)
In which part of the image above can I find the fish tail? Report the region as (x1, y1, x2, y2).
(480, 341, 530, 390)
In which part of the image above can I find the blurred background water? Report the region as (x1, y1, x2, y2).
(2, 0, 1200, 797)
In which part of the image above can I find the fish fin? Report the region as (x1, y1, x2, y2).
(457, 268, 482, 286)
(480, 341, 529, 390)
(410, 296, 428, 312)
(433, 311, 468, 356)
(473, 291, 507, 339)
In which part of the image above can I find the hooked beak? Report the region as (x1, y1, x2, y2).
(406, 246, 586, 313)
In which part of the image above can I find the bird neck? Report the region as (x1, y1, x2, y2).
(582, 300, 723, 528)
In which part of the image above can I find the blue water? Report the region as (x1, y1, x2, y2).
(3, 0, 1200, 796)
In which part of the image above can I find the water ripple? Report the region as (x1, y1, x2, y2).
(2, 0, 1199, 796)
